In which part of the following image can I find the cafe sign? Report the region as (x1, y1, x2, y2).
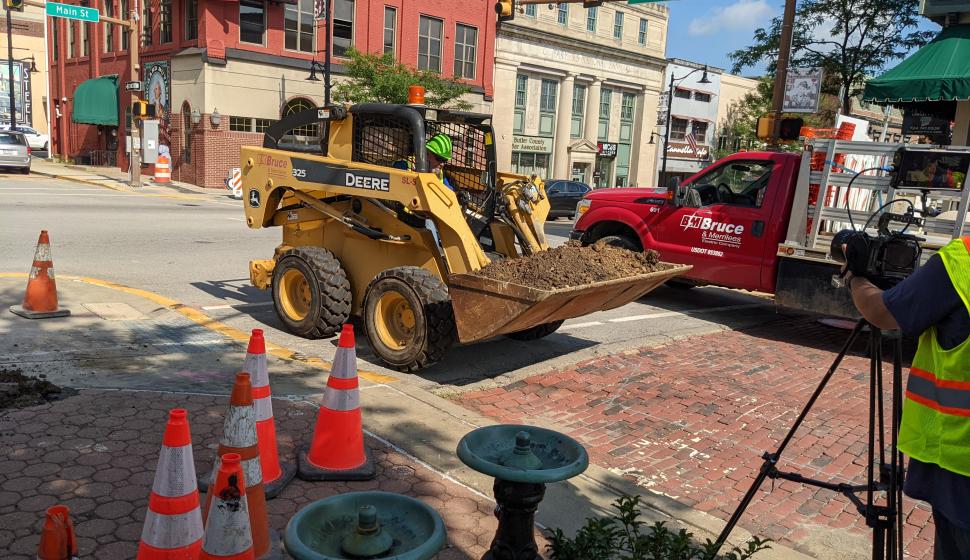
(512, 135, 553, 154)
(666, 142, 710, 160)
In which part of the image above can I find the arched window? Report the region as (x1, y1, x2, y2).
(181, 101, 192, 163)
(281, 97, 318, 144)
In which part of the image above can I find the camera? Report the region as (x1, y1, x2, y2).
(830, 211, 923, 289)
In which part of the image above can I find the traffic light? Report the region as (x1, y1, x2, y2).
(583, 0, 603, 7)
(4, 0, 25, 11)
(756, 114, 775, 141)
(132, 100, 156, 119)
(779, 117, 805, 141)
(495, 0, 515, 22)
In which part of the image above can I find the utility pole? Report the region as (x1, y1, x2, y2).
(770, 0, 796, 146)
(127, 1, 140, 187)
(6, 7, 16, 129)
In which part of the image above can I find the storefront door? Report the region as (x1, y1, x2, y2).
(594, 157, 613, 188)
(571, 163, 589, 184)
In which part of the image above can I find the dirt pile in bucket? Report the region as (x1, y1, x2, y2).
(0, 367, 65, 410)
(475, 241, 669, 290)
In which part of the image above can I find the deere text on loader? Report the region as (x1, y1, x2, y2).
(240, 95, 689, 371)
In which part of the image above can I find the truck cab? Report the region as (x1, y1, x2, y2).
(573, 152, 801, 292)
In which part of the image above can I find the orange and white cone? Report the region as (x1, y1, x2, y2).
(201, 373, 271, 558)
(297, 324, 375, 481)
(246, 329, 295, 499)
(37, 505, 78, 560)
(137, 409, 204, 559)
(200, 453, 255, 560)
(10, 230, 70, 319)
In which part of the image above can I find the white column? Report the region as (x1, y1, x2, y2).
(553, 73, 576, 179)
(584, 79, 603, 144)
(492, 59, 520, 172)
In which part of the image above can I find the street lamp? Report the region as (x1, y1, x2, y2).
(659, 66, 710, 191)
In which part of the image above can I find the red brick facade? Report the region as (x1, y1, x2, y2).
(47, 0, 497, 187)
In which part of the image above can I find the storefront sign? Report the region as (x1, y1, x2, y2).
(902, 102, 955, 144)
(666, 142, 709, 160)
(512, 135, 553, 154)
(783, 68, 823, 113)
(598, 142, 618, 158)
(0, 61, 31, 126)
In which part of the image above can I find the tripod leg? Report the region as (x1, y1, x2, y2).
(711, 319, 868, 554)
(891, 333, 905, 560)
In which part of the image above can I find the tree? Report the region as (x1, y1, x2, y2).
(728, 0, 935, 114)
(333, 49, 472, 111)
(715, 78, 772, 159)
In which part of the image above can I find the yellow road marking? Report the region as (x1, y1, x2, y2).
(0, 272, 397, 384)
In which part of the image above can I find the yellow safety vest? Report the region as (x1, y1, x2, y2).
(898, 237, 970, 477)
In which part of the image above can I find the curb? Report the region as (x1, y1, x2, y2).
(30, 167, 133, 192)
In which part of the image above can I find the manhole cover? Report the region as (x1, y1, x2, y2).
(81, 302, 146, 321)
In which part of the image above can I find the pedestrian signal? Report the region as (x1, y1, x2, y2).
(132, 100, 157, 119)
(495, 0, 514, 21)
(5, 0, 25, 10)
(779, 118, 805, 141)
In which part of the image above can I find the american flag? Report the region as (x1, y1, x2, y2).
(686, 131, 699, 155)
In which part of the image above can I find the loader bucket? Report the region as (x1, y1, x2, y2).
(447, 264, 692, 343)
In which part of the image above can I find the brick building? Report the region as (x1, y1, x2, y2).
(47, 0, 496, 187)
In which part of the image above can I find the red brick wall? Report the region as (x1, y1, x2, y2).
(168, 113, 262, 188)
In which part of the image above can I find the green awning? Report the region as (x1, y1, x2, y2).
(863, 24, 970, 104)
(72, 75, 119, 126)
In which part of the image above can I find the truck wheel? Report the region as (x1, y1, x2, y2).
(364, 267, 456, 372)
(506, 320, 564, 341)
(594, 235, 640, 251)
(272, 247, 352, 339)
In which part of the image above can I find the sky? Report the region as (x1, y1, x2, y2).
(663, 0, 942, 78)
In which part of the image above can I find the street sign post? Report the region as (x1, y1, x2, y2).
(125, 81, 142, 92)
(45, 1, 100, 23)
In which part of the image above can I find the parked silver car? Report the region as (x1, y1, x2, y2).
(0, 131, 31, 174)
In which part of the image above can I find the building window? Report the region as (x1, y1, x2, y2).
(674, 88, 691, 99)
(692, 121, 709, 143)
(142, 0, 152, 46)
(525, 4, 536, 17)
(254, 118, 274, 133)
(285, 0, 315, 52)
(333, 0, 354, 57)
(694, 91, 712, 103)
(229, 116, 252, 132)
(282, 98, 319, 140)
(598, 88, 611, 140)
(185, 0, 198, 40)
(160, 0, 173, 43)
(418, 16, 443, 71)
(454, 24, 477, 80)
(557, 3, 568, 25)
(571, 83, 586, 138)
(670, 117, 688, 141)
(121, 0, 130, 49)
(613, 11, 623, 39)
(239, 0, 265, 44)
(514, 74, 527, 134)
(586, 7, 597, 33)
(638, 18, 647, 45)
(620, 92, 635, 121)
(539, 79, 557, 136)
(82, 22, 89, 56)
(104, 0, 114, 52)
(52, 24, 59, 60)
(68, 23, 75, 58)
(383, 7, 396, 55)
(511, 152, 550, 178)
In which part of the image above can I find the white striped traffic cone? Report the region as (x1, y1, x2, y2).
(137, 409, 204, 559)
(10, 230, 70, 319)
(245, 329, 295, 499)
(199, 453, 255, 560)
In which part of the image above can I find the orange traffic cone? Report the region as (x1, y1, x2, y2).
(298, 324, 375, 481)
(37, 505, 78, 560)
(245, 329, 295, 499)
(10, 230, 70, 319)
(200, 453, 255, 560)
(201, 373, 271, 558)
(137, 409, 204, 559)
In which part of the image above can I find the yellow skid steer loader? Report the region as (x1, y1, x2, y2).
(240, 97, 688, 371)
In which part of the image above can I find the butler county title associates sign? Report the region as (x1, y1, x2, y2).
(512, 135, 553, 154)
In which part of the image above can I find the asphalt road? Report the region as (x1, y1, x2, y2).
(0, 174, 792, 391)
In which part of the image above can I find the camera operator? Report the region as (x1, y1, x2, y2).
(843, 237, 970, 559)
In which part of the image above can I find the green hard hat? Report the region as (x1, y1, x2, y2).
(426, 134, 453, 161)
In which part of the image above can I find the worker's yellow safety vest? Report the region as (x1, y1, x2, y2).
(898, 237, 970, 477)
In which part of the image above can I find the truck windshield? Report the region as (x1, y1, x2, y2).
(690, 160, 773, 207)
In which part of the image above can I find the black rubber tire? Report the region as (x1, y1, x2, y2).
(506, 320, 564, 341)
(364, 267, 456, 372)
(594, 234, 640, 252)
(21, 167, 30, 175)
(272, 246, 352, 339)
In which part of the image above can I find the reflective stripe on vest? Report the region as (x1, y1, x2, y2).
(898, 237, 970, 477)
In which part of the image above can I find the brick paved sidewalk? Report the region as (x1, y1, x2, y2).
(0, 389, 522, 559)
(457, 317, 934, 559)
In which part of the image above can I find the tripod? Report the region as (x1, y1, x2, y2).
(712, 319, 906, 560)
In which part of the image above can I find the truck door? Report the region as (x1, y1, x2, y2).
(650, 158, 779, 291)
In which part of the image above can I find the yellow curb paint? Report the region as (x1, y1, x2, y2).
(0, 272, 397, 384)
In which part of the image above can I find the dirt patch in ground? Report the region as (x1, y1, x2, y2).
(0, 367, 66, 410)
(475, 241, 669, 290)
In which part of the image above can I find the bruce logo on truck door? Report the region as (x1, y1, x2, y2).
(680, 214, 745, 248)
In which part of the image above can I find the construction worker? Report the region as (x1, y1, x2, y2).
(393, 134, 455, 191)
(843, 238, 970, 559)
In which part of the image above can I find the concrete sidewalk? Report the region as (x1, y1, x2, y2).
(30, 159, 232, 200)
(0, 275, 810, 559)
